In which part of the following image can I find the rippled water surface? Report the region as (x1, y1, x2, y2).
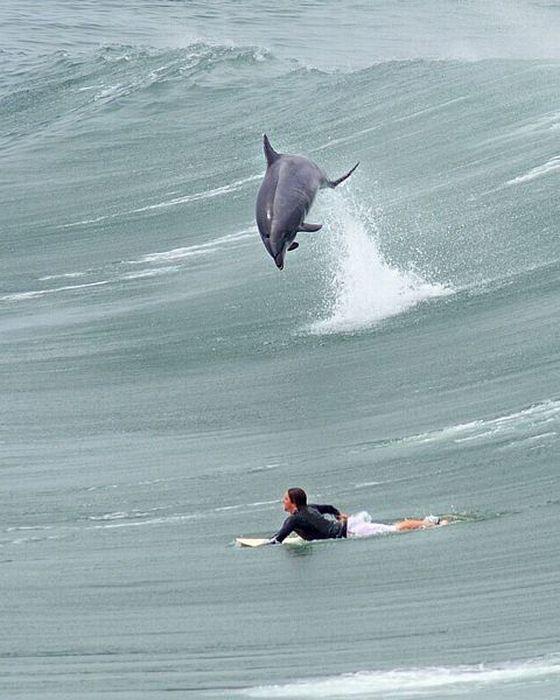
(1, 1, 559, 698)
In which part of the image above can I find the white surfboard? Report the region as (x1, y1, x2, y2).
(236, 534, 304, 548)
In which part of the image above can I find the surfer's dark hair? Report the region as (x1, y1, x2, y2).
(287, 488, 307, 508)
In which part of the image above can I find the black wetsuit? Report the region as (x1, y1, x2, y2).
(271, 504, 347, 543)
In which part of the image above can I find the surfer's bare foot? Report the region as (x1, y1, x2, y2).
(422, 515, 448, 528)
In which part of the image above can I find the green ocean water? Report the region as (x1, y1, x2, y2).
(1, 1, 560, 698)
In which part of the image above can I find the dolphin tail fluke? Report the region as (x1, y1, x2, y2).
(327, 161, 360, 188)
(263, 134, 281, 166)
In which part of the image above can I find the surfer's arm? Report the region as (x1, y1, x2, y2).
(269, 514, 297, 543)
(311, 504, 343, 518)
(311, 504, 340, 516)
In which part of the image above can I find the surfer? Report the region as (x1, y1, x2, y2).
(268, 488, 447, 544)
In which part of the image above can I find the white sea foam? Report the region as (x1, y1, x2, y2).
(57, 174, 260, 230)
(57, 215, 109, 229)
(354, 481, 382, 489)
(507, 154, 560, 185)
(88, 512, 130, 522)
(88, 508, 166, 522)
(0, 280, 110, 302)
(515, 111, 560, 135)
(1, 534, 61, 548)
(131, 174, 261, 213)
(131, 247, 211, 264)
(6, 525, 53, 532)
(403, 399, 560, 447)
(308, 194, 452, 334)
(15, 229, 255, 300)
(121, 265, 180, 280)
(214, 499, 277, 513)
(93, 498, 278, 529)
(39, 272, 87, 281)
(92, 513, 198, 529)
(240, 657, 560, 698)
(127, 228, 255, 265)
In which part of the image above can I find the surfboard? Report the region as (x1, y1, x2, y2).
(236, 517, 454, 548)
(236, 534, 304, 548)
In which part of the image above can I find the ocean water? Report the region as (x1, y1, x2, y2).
(1, 1, 560, 698)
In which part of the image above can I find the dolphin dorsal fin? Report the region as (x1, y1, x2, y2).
(263, 134, 281, 166)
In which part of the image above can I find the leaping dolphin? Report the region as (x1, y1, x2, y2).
(255, 135, 359, 270)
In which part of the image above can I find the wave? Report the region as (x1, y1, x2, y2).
(0, 529, 61, 548)
(0, 280, 110, 302)
(57, 181, 260, 230)
(239, 657, 560, 698)
(121, 266, 181, 280)
(0, 42, 281, 146)
(126, 228, 255, 264)
(401, 399, 560, 448)
(7, 39, 536, 152)
(91, 513, 198, 529)
(130, 176, 262, 214)
(1, 227, 255, 303)
(90, 498, 277, 530)
(341, 400, 560, 460)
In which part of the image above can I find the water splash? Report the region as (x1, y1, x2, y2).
(308, 194, 452, 334)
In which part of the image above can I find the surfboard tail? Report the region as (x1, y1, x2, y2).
(327, 161, 360, 188)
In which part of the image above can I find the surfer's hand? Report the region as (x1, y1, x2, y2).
(338, 513, 348, 523)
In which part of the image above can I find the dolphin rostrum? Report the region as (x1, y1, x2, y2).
(255, 135, 359, 270)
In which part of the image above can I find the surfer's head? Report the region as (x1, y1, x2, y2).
(283, 487, 307, 513)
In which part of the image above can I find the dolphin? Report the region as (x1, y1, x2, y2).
(255, 135, 359, 270)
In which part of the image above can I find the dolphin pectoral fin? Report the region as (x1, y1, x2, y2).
(263, 134, 281, 166)
(288, 242, 299, 251)
(327, 161, 360, 188)
(298, 223, 323, 233)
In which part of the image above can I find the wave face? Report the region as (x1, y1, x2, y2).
(1, 1, 559, 698)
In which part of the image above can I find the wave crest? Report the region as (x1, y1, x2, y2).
(0, 42, 278, 143)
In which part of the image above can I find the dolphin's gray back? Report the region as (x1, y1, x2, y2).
(257, 155, 324, 240)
